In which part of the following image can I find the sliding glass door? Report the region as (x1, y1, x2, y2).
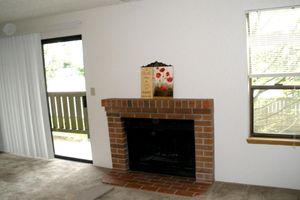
(42, 35, 92, 162)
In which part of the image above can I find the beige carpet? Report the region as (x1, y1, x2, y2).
(0, 152, 113, 200)
(1, 152, 300, 200)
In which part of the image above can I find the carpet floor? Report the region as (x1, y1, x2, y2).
(0, 152, 299, 200)
(0, 152, 112, 200)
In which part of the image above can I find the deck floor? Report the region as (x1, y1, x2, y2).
(53, 132, 92, 161)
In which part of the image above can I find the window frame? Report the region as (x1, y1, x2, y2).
(247, 8, 300, 140)
(250, 83, 300, 139)
(41, 35, 82, 45)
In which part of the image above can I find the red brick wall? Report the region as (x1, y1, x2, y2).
(102, 98, 214, 184)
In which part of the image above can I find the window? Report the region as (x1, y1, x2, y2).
(247, 7, 300, 139)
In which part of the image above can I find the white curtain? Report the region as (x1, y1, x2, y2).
(0, 33, 54, 158)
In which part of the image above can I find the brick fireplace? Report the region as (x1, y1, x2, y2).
(101, 98, 214, 184)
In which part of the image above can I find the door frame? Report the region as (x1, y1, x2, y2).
(41, 35, 92, 164)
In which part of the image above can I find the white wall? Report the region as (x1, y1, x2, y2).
(5, 0, 300, 190)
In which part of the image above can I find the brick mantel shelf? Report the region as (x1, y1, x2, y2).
(101, 98, 214, 184)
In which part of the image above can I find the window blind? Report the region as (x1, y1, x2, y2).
(248, 7, 300, 78)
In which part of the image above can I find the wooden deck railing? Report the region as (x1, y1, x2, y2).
(48, 92, 89, 135)
(254, 97, 300, 133)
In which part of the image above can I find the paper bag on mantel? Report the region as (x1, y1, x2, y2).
(141, 62, 173, 98)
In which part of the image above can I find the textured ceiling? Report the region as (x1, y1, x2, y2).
(0, 0, 138, 24)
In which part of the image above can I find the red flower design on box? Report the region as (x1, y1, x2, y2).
(154, 66, 173, 97)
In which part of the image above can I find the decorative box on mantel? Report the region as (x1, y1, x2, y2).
(101, 98, 214, 184)
(141, 61, 174, 98)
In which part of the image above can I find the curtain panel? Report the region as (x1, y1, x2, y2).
(0, 33, 53, 158)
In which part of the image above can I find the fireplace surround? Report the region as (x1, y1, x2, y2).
(101, 98, 214, 184)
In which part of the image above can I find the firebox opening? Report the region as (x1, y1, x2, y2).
(124, 118, 195, 178)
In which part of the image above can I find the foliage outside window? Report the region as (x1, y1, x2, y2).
(43, 36, 85, 92)
(247, 7, 300, 139)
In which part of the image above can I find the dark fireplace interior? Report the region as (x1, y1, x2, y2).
(123, 118, 195, 177)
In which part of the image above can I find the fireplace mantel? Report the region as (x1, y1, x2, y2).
(101, 98, 214, 184)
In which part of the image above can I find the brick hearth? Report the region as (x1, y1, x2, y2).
(101, 169, 211, 197)
(101, 98, 214, 184)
